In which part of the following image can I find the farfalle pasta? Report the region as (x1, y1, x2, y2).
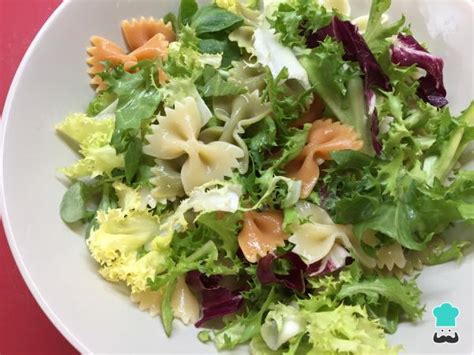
(228, 61, 267, 93)
(122, 17, 176, 50)
(288, 202, 351, 265)
(285, 119, 363, 198)
(238, 210, 288, 263)
(87, 17, 174, 90)
(143, 97, 244, 194)
(213, 91, 271, 173)
(131, 276, 199, 325)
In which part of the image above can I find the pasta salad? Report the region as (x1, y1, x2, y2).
(57, 0, 473, 353)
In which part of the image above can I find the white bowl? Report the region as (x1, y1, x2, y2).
(1, 0, 473, 353)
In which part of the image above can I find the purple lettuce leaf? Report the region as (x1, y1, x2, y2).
(257, 252, 307, 293)
(307, 244, 353, 277)
(390, 34, 447, 107)
(306, 16, 389, 154)
(185, 271, 243, 327)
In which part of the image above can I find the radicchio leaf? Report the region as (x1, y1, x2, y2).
(306, 16, 389, 154)
(306, 244, 353, 277)
(185, 271, 243, 327)
(256, 252, 307, 293)
(390, 34, 448, 107)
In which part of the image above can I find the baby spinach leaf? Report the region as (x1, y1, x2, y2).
(192, 5, 243, 35)
(60, 182, 87, 223)
(179, 0, 198, 25)
(199, 36, 241, 68)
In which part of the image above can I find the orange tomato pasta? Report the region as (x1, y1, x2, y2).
(87, 18, 175, 91)
(285, 119, 363, 198)
(238, 210, 288, 263)
(122, 17, 176, 51)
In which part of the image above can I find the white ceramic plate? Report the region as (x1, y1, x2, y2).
(1, 0, 473, 353)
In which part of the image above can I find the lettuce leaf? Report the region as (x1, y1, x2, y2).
(98, 62, 161, 153)
(56, 113, 124, 179)
(300, 40, 374, 154)
(363, 0, 405, 54)
(258, 292, 400, 353)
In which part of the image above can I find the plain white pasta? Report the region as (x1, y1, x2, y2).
(214, 91, 271, 173)
(143, 97, 244, 194)
(375, 243, 407, 270)
(288, 202, 351, 264)
(130, 276, 200, 325)
(171, 276, 200, 325)
(130, 289, 163, 317)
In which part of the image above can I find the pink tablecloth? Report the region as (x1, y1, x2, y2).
(0, 1, 77, 353)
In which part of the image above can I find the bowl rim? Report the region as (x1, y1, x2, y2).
(1, 0, 87, 352)
(1, 0, 473, 354)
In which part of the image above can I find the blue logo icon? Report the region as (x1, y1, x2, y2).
(432, 303, 460, 344)
(433, 303, 460, 327)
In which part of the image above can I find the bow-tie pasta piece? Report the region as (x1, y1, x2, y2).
(144, 97, 244, 194)
(181, 141, 243, 193)
(144, 97, 202, 160)
(227, 2, 261, 54)
(88, 18, 173, 91)
(130, 276, 199, 325)
(125, 33, 169, 71)
(214, 91, 271, 173)
(288, 202, 351, 265)
(238, 210, 289, 263)
(87, 36, 129, 91)
(122, 17, 176, 51)
(228, 61, 267, 93)
(285, 119, 363, 198)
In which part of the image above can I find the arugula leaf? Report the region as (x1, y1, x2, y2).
(124, 137, 142, 184)
(60, 182, 88, 223)
(179, 0, 198, 25)
(192, 5, 243, 35)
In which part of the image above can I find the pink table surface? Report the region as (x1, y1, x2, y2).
(0, 1, 77, 354)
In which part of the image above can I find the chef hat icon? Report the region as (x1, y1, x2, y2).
(433, 303, 459, 327)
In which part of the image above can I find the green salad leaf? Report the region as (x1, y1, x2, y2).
(300, 39, 373, 154)
(192, 4, 243, 35)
